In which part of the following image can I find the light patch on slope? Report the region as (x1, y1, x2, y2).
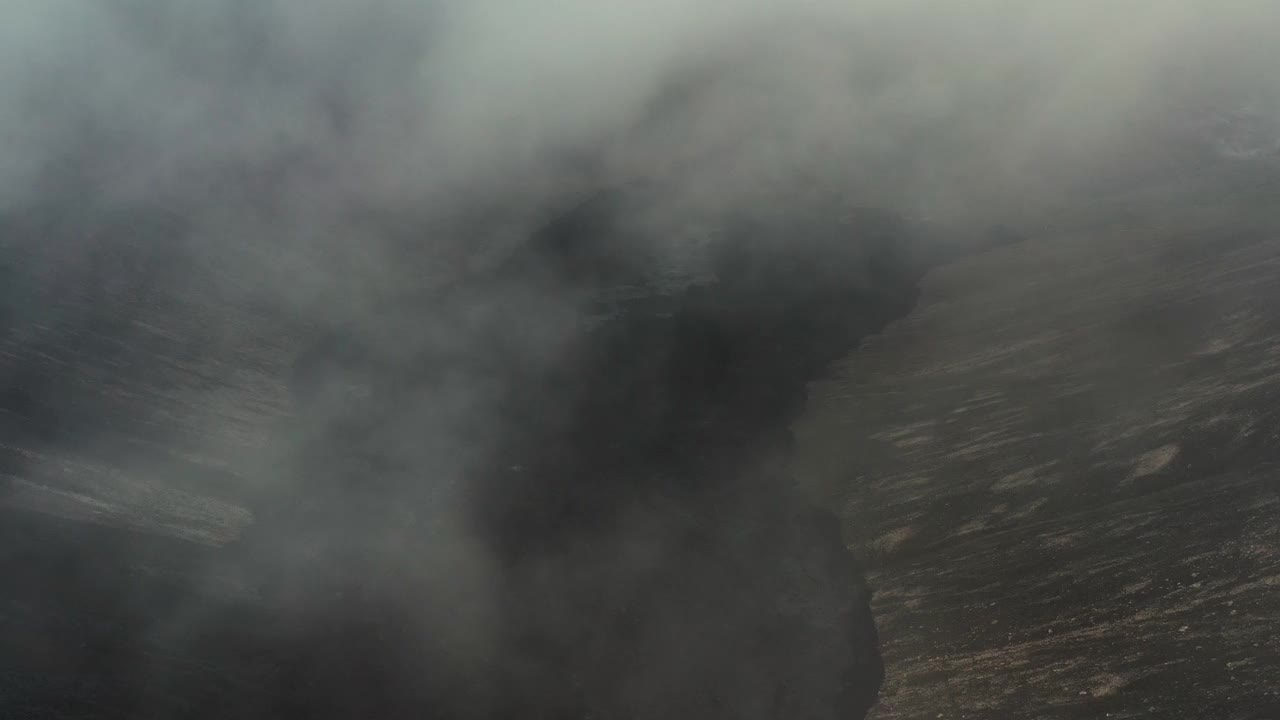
(1126, 444, 1180, 483)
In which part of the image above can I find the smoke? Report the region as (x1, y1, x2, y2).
(4, 1, 1274, 382)
(6, 3, 1277, 240)
(3, 1, 1279, 717)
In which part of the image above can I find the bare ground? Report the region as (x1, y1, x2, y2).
(794, 166, 1280, 719)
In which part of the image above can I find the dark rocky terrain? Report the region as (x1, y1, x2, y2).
(5, 128, 1279, 719)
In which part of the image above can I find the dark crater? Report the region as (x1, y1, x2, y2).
(0, 188, 959, 719)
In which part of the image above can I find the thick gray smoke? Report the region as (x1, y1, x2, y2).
(6, 2, 1278, 243)
(3, 0, 1276, 494)
(2, 1, 1279, 717)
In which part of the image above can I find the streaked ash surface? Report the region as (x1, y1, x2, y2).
(795, 156, 1280, 719)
